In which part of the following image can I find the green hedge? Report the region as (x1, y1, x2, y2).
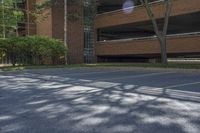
(0, 36, 67, 66)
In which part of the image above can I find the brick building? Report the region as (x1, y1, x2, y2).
(25, 0, 200, 64)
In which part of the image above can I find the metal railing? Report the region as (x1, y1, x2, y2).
(0, 49, 11, 66)
(97, 0, 165, 16)
(97, 32, 200, 43)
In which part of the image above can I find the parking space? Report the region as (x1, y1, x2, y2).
(0, 68, 200, 133)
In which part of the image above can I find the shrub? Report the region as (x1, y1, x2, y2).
(0, 36, 67, 66)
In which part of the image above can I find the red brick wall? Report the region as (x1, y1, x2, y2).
(51, 1, 84, 64)
(67, 3, 84, 64)
(36, 0, 52, 37)
(26, 0, 36, 35)
(52, 2, 64, 39)
(95, 35, 200, 56)
(31, 0, 84, 64)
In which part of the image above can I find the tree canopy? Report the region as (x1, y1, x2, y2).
(0, 0, 25, 38)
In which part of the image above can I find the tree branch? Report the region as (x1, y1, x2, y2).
(140, 0, 161, 38)
(163, 0, 172, 36)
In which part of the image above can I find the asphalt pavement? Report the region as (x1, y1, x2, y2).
(0, 67, 200, 133)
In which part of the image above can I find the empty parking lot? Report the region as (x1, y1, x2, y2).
(0, 68, 200, 133)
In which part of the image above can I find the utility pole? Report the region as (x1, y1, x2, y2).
(1, 0, 5, 38)
(64, 0, 68, 64)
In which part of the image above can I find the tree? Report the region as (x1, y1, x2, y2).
(0, 0, 25, 38)
(139, 0, 172, 64)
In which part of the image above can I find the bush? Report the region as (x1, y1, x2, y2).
(0, 36, 67, 66)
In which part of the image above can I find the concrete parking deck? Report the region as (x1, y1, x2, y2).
(0, 68, 200, 133)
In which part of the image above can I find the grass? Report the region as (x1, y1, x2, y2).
(0, 63, 200, 72)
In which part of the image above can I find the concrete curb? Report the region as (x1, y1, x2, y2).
(0, 66, 200, 74)
(92, 67, 200, 74)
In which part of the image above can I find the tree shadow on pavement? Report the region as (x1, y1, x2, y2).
(0, 70, 200, 133)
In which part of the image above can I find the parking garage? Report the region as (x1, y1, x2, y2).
(95, 0, 200, 63)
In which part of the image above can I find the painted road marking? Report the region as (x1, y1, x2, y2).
(101, 72, 174, 81)
(164, 81, 200, 89)
(26, 70, 127, 77)
(62, 70, 125, 76)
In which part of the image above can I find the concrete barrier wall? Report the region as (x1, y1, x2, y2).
(95, 0, 200, 28)
(95, 35, 200, 56)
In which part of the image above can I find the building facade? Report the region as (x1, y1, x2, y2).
(25, 0, 84, 64)
(25, 0, 200, 64)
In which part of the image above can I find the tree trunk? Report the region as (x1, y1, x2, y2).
(11, 53, 16, 66)
(139, 0, 171, 64)
(159, 36, 168, 64)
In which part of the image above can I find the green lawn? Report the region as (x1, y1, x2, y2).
(0, 63, 200, 72)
